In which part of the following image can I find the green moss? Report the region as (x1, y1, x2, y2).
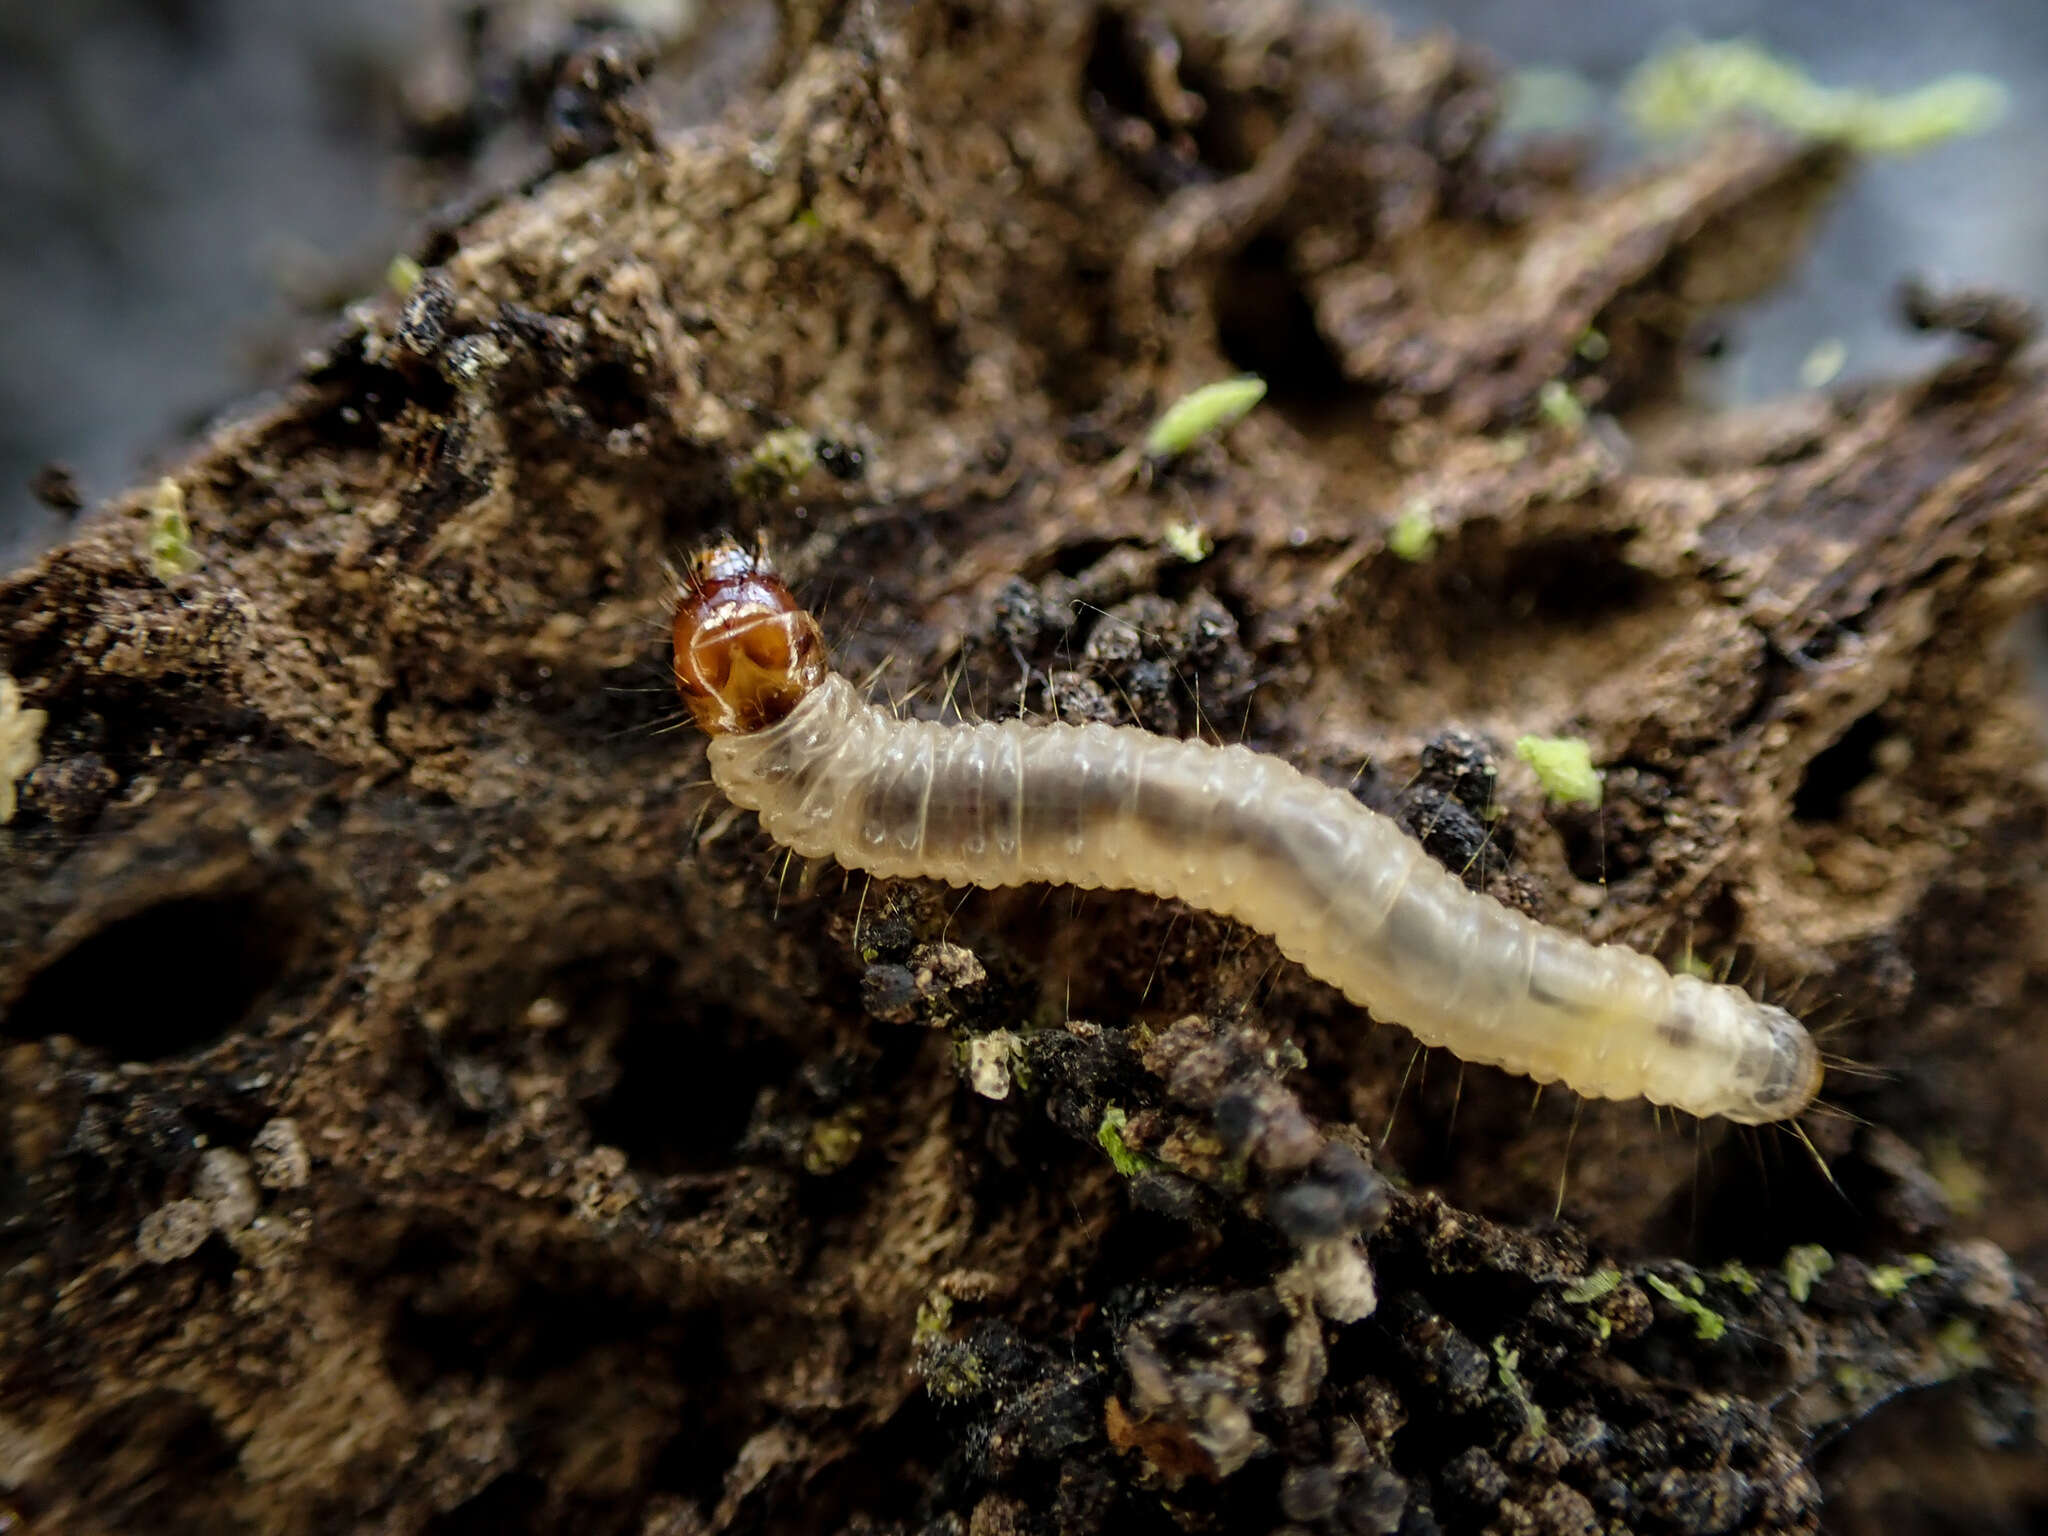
(1515, 735, 1604, 808)
(1622, 37, 2006, 154)
(1713, 1260, 1760, 1296)
(1144, 375, 1266, 458)
(1645, 1273, 1726, 1343)
(1561, 1268, 1623, 1304)
(1782, 1244, 1835, 1303)
(1490, 1337, 1549, 1436)
(1097, 1105, 1154, 1177)
(146, 478, 201, 578)
(1388, 500, 1437, 562)
(914, 1291, 954, 1344)
(1868, 1253, 1938, 1298)
(1575, 328, 1610, 362)
(732, 427, 818, 498)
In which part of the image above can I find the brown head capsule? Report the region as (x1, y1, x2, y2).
(671, 542, 827, 735)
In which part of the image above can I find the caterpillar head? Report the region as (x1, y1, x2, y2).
(671, 542, 827, 734)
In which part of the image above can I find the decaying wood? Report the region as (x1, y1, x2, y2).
(5, 2, 2048, 1531)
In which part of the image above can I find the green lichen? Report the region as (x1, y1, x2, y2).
(1924, 1138, 1988, 1216)
(732, 427, 818, 498)
(1783, 1244, 1835, 1303)
(1561, 1268, 1623, 1304)
(1096, 1105, 1153, 1177)
(1868, 1253, 1938, 1298)
(1799, 338, 1848, 389)
(1388, 500, 1437, 562)
(146, 477, 201, 578)
(1515, 734, 1604, 808)
(918, 1341, 988, 1401)
(1536, 379, 1587, 434)
(1622, 37, 2006, 154)
(1144, 375, 1267, 458)
(1645, 1273, 1726, 1343)
(803, 1115, 863, 1174)
(1575, 328, 1610, 362)
(914, 1291, 955, 1344)
(1934, 1317, 1990, 1373)
(1490, 1337, 1549, 1436)
(1832, 1362, 1876, 1401)
(386, 253, 423, 296)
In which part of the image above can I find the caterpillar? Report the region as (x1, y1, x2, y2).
(670, 542, 1822, 1125)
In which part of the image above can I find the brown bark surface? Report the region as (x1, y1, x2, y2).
(6, 3, 2048, 1532)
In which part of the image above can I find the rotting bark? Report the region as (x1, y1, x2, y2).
(5, 1, 2048, 1532)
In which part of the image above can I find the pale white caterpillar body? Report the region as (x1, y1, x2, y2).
(672, 546, 1821, 1125)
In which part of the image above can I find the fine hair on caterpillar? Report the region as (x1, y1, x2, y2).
(671, 541, 1824, 1125)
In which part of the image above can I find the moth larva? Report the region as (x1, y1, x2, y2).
(671, 544, 1821, 1124)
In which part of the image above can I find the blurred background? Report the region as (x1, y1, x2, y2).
(2, 0, 2044, 571)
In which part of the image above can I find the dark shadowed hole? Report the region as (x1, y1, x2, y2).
(4, 887, 314, 1060)
(424, 1473, 551, 1536)
(1793, 711, 1888, 823)
(777, 1393, 955, 1529)
(1081, 10, 1150, 126)
(1215, 235, 1348, 403)
(1655, 1124, 1867, 1264)
(1814, 1380, 2048, 1536)
(52, 1389, 250, 1536)
(1048, 537, 1127, 579)
(577, 358, 650, 430)
(384, 1248, 727, 1389)
(584, 993, 795, 1175)
(1506, 535, 1656, 622)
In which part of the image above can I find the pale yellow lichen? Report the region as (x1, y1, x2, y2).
(1623, 38, 2006, 153)
(1388, 500, 1437, 562)
(385, 253, 424, 297)
(1144, 376, 1266, 459)
(1783, 1243, 1835, 1303)
(1644, 1273, 1725, 1342)
(1800, 338, 1848, 389)
(1537, 380, 1586, 434)
(1162, 520, 1213, 563)
(0, 673, 47, 826)
(1516, 734, 1604, 808)
(732, 427, 817, 498)
(147, 477, 201, 578)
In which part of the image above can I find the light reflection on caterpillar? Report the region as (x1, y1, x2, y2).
(671, 543, 1821, 1124)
